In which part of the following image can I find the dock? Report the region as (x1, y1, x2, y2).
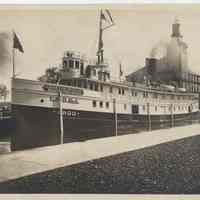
(0, 124, 200, 184)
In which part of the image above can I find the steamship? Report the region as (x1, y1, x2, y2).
(11, 10, 199, 151)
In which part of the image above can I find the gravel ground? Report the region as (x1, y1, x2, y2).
(0, 135, 200, 194)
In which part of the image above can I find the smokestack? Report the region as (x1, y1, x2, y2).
(146, 58, 157, 79)
(171, 17, 182, 38)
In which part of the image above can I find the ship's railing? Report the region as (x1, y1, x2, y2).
(88, 58, 109, 66)
(110, 78, 197, 97)
(63, 51, 86, 60)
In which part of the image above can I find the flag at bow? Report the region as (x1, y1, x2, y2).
(13, 32, 24, 53)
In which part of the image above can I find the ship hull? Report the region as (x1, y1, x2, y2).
(11, 104, 200, 151)
(0, 103, 13, 139)
(0, 118, 14, 139)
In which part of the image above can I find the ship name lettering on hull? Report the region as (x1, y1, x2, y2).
(43, 84, 83, 96)
(50, 96, 79, 104)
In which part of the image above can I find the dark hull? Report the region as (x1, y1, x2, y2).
(11, 104, 200, 151)
(0, 118, 14, 139)
(0, 103, 13, 139)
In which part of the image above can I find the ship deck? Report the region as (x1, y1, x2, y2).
(0, 123, 200, 183)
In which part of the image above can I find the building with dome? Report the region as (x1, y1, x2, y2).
(127, 18, 200, 93)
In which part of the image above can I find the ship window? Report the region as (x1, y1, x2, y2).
(93, 69, 96, 76)
(100, 84, 103, 92)
(100, 101, 103, 108)
(143, 105, 145, 111)
(106, 102, 109, 108)
(109, 86, 113, 93)
(80, 63, 84, 75)
(122, 89, 125, 95)
(131, 90, 134, 96)
(177, 96, 180, 100)
(174, 106, 176, 111)
(134, 91, 137, 96)
(132, 105, 139, 114)
(63, 60, 67, 69)
(143, 92, 148, 98)
(90, 82, 93, 90)
(40, 99, 44, 103)
(95, 83, 98, 91)
(93, 100, 97, 107)
(171, 95, 174, 99)
(75, 60, 79, 69)
(69, 60, 74, 68)
(118, 88, 121, 95)
(124, 104, 127, 110)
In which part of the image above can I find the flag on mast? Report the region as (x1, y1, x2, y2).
(100, 11, 107, 22)
(13, 32, 24, 53)
(101, 9, 114, 25)
(120, 62, 123, 77)
(105, 9, 114, 24)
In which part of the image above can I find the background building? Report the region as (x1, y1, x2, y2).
(126, 18, 200, 93)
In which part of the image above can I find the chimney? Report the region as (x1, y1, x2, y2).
(146, 58, 157, 80)
(171, 17, 182, 38)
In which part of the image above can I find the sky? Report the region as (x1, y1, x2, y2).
(1, 4, 200, 89)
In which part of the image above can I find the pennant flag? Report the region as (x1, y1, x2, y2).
(120, 63, 123, 76)
(105, 9, 114, 24)
(13, 32, 24, 53)
(101, 9, 114, 25)
(101, 11, 108, 22)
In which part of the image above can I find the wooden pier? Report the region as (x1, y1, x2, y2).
(0, 124, 200, 183)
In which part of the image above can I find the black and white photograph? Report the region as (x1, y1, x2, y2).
(0, 3, 200, 195)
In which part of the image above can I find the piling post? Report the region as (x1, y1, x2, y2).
(113, 98, 118, 136)
(171, 103, 174, 127)
(57, 85, 64, 145)
(147, 102, 151, 131)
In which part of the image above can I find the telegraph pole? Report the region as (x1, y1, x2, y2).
(113, 98, 118, 136)
(57, 82, 64, 144)
(171, 103, 174, 127)
(147, 102, 151, 131)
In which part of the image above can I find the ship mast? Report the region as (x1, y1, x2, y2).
(97, 10, 104, 65)
(97, 9, 114, 65)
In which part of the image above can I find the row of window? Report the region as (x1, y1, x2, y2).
(92, 100, 127, 110)
(131, 90, 191, 100)
(67, 80, 194, 100)
(63, 60, 84, 70)
(93, 100, 110, 109)
(92, 101, 194, 113)
(135, 91, 191, 100)
(142, 105, 193, 112)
